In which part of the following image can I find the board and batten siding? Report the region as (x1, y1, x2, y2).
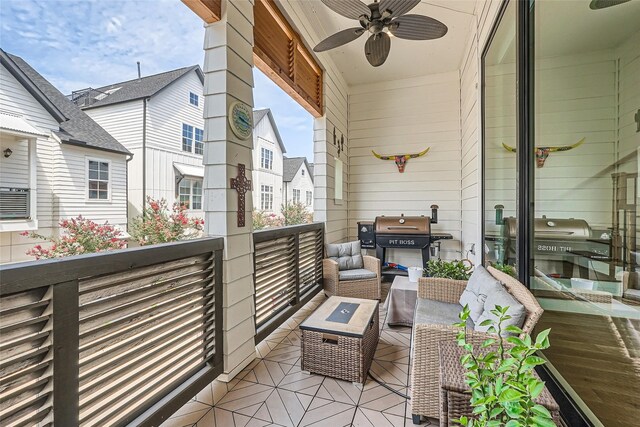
(252, 114, 284, 214)
(348, 72, 463, 265)
(280, 0, 350, 245)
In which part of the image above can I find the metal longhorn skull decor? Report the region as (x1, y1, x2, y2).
(372, 147, 430, 173)
(502, 137, 585, 168)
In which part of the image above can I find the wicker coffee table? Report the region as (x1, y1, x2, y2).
(300, 296, 379, 386)
(438, 342, 560, 426)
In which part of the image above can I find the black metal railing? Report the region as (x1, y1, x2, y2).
(0, 187, 30, 219)
(0, 237, 224, 427)
(253, 222, 324, 343)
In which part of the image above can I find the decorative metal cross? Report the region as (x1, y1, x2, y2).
(230, 163, 252, 227)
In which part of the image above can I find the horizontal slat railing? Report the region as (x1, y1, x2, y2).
(253, 222, 324, 343)
(0, 237, 224, 427)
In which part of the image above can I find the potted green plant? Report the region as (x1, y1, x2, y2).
(454, 305, 555, 427)
(490, 262, 517, 278)
(424, 259, 473, 280)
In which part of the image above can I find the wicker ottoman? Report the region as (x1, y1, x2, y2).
(300, 296, 379, 386)
(438, 343, 560, 426)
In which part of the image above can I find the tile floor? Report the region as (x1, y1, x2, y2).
(161, 286, 437, 427)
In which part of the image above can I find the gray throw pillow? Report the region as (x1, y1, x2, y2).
(474, 284, 526, 337)
(458, 266, 498, 322)
(326, 241, 364, 271)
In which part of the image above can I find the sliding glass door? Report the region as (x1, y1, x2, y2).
(530, 1, 640, 425)
(483, 1, 640, 425)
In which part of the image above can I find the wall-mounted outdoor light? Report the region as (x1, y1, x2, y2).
(3, 148, 12, 158)
(495, 204, 504, 225)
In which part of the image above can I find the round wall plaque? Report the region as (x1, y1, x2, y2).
(228, 101, 253, 140)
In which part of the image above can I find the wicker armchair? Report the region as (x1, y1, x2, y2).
(410, 266, 544, 423)
(323, 255, 381, 300)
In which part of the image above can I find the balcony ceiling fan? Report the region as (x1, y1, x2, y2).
(313, 0, 448, 67)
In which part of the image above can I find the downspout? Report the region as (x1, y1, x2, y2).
(126, 153, 133, 229)
(142, 98, 148, 213)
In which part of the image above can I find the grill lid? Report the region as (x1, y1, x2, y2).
(375, 215, 430, 235)
(503, 217, 591, 239)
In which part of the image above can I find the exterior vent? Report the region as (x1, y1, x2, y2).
(0, 188, 30, 219)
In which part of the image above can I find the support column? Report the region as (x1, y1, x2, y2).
(202, 0, 257, 381)
(28, 137, 37, 223)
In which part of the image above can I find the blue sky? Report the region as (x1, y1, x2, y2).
(0, 0, 314, 160)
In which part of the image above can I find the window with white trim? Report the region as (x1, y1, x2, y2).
(87, 160, 109, 200)
(179, 178, 203, 210)
(189, 92, 199, 106)
(260, 148, 273, 170)
(194, 128, 204, 155)
(306, 191, 312, 206)
(182, 123, 193, 152)
(260, 185, 273, 211)
(292, 189, 301, 203)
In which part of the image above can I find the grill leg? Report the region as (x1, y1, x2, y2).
(376, 245, 386, 265)
(421, 247, 430, 269)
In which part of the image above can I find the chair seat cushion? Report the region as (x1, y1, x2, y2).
(339, 268, 377, 281)
(414, 298, 474, 328)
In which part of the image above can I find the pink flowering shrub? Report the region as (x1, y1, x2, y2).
(130, 197, 204, 245)
(252, 210, 284, 230)
(21, 216, 126, 259)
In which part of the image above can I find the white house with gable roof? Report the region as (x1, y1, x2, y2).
(0, 50, 130, 263)
(71, 66, 206, 220)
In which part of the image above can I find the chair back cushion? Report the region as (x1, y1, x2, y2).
(486, 266, 544, 336)
(326, 241, 364, 271)
(474, 283, 526, 336)
(459, 266, 496, 322)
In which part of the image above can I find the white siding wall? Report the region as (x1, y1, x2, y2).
(284, 162, 314, 211)
(279, 1, 351, 245)
(251, 115, 284, 214)
(85, 100, 144, 217)
(52, 144, 128, 227)
(348, 72, 463, 265)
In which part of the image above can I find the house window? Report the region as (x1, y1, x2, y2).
(189, 92, 199, 106)
(182, 124, 193, 152)
(293, 189, 301, 203)
(87, 160, 109, 200)
(194, 128, 204, 155)
(179, 178, 203, 210)
(260, 185, 273, 210)
(306, 191, 312, 206)
(260, 148, 273, 169)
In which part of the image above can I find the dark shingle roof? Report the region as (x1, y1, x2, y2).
(283, 157, 313, 183)
(2, 51, 130, 155)
(253, 108, 286, 154)
(307, 163, 314, 177)
(77, 66, 203, 109)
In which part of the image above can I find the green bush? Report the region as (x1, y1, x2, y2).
(281, 202, 312, 226)
(455, 305, 554, 427)
(252, 210, 284, 230)
(491, 263, 517, 278)
(424, 259, 472, 280)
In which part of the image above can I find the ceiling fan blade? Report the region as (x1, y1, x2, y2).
(320, 0, 371, 20)
(314, 28, 365, 52)
(365, 32, 391, 67)
(589, 0, 631, 9)
(389, 14, 448, 40)
(379, 0, 420, 19)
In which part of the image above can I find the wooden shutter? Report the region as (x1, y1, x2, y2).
(253, 0, 324, 118)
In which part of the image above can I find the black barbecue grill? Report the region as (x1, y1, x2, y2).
(358, 206, 453, 273)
